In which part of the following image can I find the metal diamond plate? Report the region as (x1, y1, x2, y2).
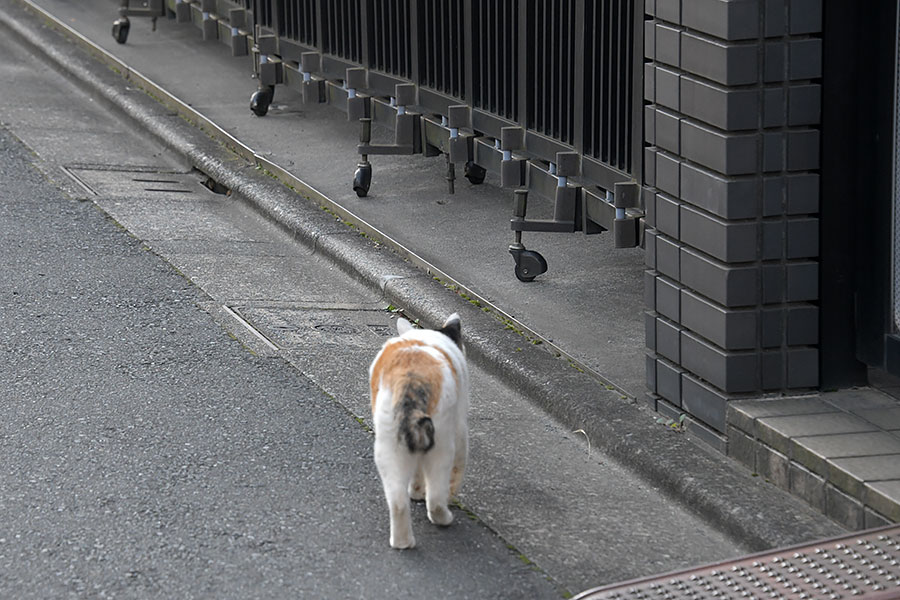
(574, 525, 900, 600)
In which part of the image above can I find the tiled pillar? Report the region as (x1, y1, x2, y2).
(643, 0, 822, 450)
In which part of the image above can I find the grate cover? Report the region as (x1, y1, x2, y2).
(574, 525, 900, 599)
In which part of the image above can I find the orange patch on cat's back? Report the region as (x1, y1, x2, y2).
(370, 339, 456, 414)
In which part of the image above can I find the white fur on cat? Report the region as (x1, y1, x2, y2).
(368, 313, 469, 549)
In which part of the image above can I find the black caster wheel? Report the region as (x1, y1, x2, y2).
(510, 248, 547, 282)
(250, 86, 274, 117)
(353, 162, 372, 197)
(464, 161, 486, 185)
(112, 17, 130, 44)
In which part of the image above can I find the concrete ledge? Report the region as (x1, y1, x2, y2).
(0, 0, 846, 550)
(729, 392, 900, 529)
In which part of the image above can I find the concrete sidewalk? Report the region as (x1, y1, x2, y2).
(0, 0, 847, 580)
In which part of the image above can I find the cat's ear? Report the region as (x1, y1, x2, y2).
(396, 317, 414, 336)
(439, 313, 462, 348)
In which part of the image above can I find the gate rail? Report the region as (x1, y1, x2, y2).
(113, 0, 645, 280)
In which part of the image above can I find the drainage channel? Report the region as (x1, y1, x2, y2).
(573, 525, 900, 599)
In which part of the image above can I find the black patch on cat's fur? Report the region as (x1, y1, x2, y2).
(398, 379, 435, 453)
(439, 318, 462, 349)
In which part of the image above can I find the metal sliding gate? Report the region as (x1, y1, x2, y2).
(112, 0, 644, 281)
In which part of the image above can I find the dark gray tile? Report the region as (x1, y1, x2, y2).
(644, 19, 656, 60)
(864, 508, 891, 529)
(681, 373, 729, 433)
(685, 416, 728, 453)
(682, 0, 760, 41)
(681, 120, 758, 176)
(823, 389, 900, 412)
(790, 463, 825, 511)
(657, 358, 683, 406)
(793, 432, 900, 474)
(655, 23, 681, 67)
(787, 84, 821, 126)
(656, 234, 680, 280)
(655, 109, 681, 154)
(855, 407, 900, 430)
(827, 459, 864, 501)
(656, 151, 681, 198)
(757, 443, 790, 489)
(679, 246, 758, 308)
(656, 66, 681, 110)
(765, 0, 786, 36)
(679, 162, 758, 219)
(758, 413, 877, 455)
(760, 308, 783, 348)
(655, 193, 681, 239)
(831, 455, 900, 487)
(789, 0, 822, 34)
(679, 204, 758, 263)
(825, 483, 864, 531)
(681, 33, 758, 86)
(680, 289, 757, 350)
(655, 0, 681, 23)
(786, 261, 818, 302)
(656, 316, 681, 363)
(655, 275, 681, 321)
(786, 173, 819, 214)
(788, 38, 822, 80)
(761, 351, 784, 391)
(647, 354, 658, 394)
(787, 347, 818, 389)
(680, 330, 758, 393)
(786, 304, 818, 346)
(680, 77, 758, 131)
(727, 396, 834, 436)
(864, 480, 900, 522)
(727, 424, 757, 471)
(763, 87, 786, 128)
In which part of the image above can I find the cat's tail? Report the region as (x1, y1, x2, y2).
(395, 377, 435, 453)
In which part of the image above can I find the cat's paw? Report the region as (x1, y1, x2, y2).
(390, 533, 416, 549)
(427, 505, 453, 527)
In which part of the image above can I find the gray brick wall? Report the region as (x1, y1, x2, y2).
(643, 0, 822, 447)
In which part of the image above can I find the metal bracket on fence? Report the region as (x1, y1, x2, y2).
(173, 0, 190, 23)
(446, 106, 471, 164)
(254, 34, 282, 88)
(226, 8, 248, 56)
(500, 128, 526, 188)
(345, 68, 368, 122)
(580, 181, 643, 247)
(199, 0, 217, 41)
(613, 182, 641, 247)
(510, 151, 581, 234)
(357, 84, 420, 157)
(296, 53, 325, 104)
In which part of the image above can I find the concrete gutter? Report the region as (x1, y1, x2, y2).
(0, 0, 845, 551)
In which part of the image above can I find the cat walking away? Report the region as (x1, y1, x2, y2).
(368, 313, 470, 549)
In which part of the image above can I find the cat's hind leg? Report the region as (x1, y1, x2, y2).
(408, 462, 426, 501)
(449, 428, 468, 498)
(422, 444, 454, 527)
(375, 441, 417, 549)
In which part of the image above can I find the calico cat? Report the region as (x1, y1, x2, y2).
(368, 313, 470, 549)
